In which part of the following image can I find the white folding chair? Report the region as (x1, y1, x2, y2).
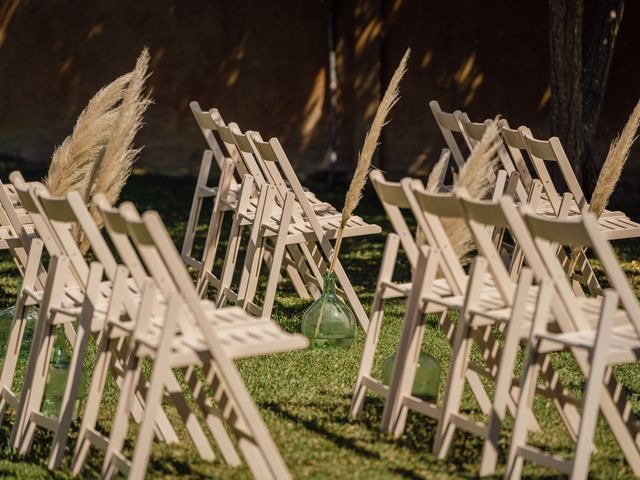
(434, 189, 582, 476)
(8, 181, 182, 469)
(234, 131, 380, 328)
(95, 199, 307, 479)
(504, 206, 640, 479)
(350, 170, 499, 421)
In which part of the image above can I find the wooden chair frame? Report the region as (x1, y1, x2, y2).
(92, 198, 307, 479)
(500, 200, 640, 478)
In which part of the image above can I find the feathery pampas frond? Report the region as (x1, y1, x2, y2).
(44, 72, 132, 197)
(568, 98, 640, 274)
(447, 117, 501, 258)
(88, 47, 151, 226)
(328, 48, 410, 273)
(426, 151, 450, 193)
(590, 98, 640, 217)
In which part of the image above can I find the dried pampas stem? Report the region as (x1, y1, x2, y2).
(448, 117, 501, 258)
(327, 47, 410, 274)
(44, 72, 131, 197)
(426, 151, 449, 193)
(590, 98, 640, 218)
(88, 47, 152, 228)
(568, 98, 640, 274)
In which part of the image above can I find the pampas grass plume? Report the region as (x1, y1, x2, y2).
(590, 98, 640, 217)
(44, 72, 131, 197)
(88, 47, 152, 224)
(448, 117, 501, 258)
(328, 48, 410, 272)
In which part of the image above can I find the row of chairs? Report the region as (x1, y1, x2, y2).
(350, 104, 640, 478)
(182, 102, 380, 327)
(0, 171, 308, 479)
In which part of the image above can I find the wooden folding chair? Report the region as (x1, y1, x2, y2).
(71, 192, 252, 474)
(433, 189, 581, 476)
(504, 206, 640, 479)
(181, 101, 247, 271)
(429, 100, 470, 170)
(95, 199, 307, 479)
(187, 106, 312, 302)
(7, 181, 183, 469)
(374, 175, 515, 437)
(230, 131, 380, 328)
(0, 175, 48, 420)
(349, 170, 501, 421)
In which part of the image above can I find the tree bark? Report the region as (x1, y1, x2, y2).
(581, 0, 625, 196)
(549, 0, 584, 186)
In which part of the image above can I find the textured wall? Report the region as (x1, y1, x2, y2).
(0, 0, 639, 181)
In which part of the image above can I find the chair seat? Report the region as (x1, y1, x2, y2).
(536, 323, 640, 363)
(532, 195, 640, 241)
(137, 305, 308, 366)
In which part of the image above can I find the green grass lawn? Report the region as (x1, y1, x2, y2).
(1, 162, 640, 478)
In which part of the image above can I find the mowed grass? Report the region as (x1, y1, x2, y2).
(1, 162, 640, 478)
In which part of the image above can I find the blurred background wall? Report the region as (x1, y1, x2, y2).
(0, 0, 638, 181)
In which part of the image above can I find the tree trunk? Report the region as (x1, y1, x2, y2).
(549, 0, 584, 187)
(581, 0, 625, 197)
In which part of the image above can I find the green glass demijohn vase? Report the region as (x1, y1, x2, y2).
(301, 271, 356, 348)
(41, 326, 86, 419)
(381, 350, 441, 401)
(0, 304, 39, 368)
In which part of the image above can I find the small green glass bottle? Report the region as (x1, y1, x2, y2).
(0, 304, 39, 369)
(0, 307, 12, 362)
(381, 350, 441, 401)
(41, 326, 72, 418)
(301, 272, 356, 348)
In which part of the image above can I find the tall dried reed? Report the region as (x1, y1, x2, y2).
(44, 72, 131, 197)
(447, 118, 501, 258)
(327, 48, 410, 273)
(425, 151, 449, 193)
(590, 99, 640, 217)
(87, 47, 152, 229)
(569, 99, 640, 273)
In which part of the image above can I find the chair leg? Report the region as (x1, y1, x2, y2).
(350, 289, 387, 419)
(47, 262, 103, 468)
(0, 294, 31, 422)
(236, 187, 272, 309)
(164, 372, 216, 461)
(186, 362, 241, 466)
(128, 296, 181, 480)
(505, 349, 542, 480)
(12, 256, 69, 450)
(182, 152, 213, 262)
(101, 348, 144, 478)
(259, 192, 294, 319)
(381, 247, 437, 435)
(72, 330, 115, 475)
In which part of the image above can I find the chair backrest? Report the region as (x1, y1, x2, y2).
(456, 189, 520, 303)
(369, 170, 420, 268)
(36, 190, 119, 279)
(248, 133, 324, 231)
(520, 207, 640, 333)
(190, 101, 248, 178)
(0, 178, 38, 278)
(429, 100, 469, 169)
(94, 194, 149, 288)
(9, 173, 81, 285)
(457, 115, 530, 202)
(403, 182, 469, 296)
(497, 120, 538, 196)
(226, 123, 269, 187)
(114, 201, 197, 335)
(519, 128, 587, 211)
